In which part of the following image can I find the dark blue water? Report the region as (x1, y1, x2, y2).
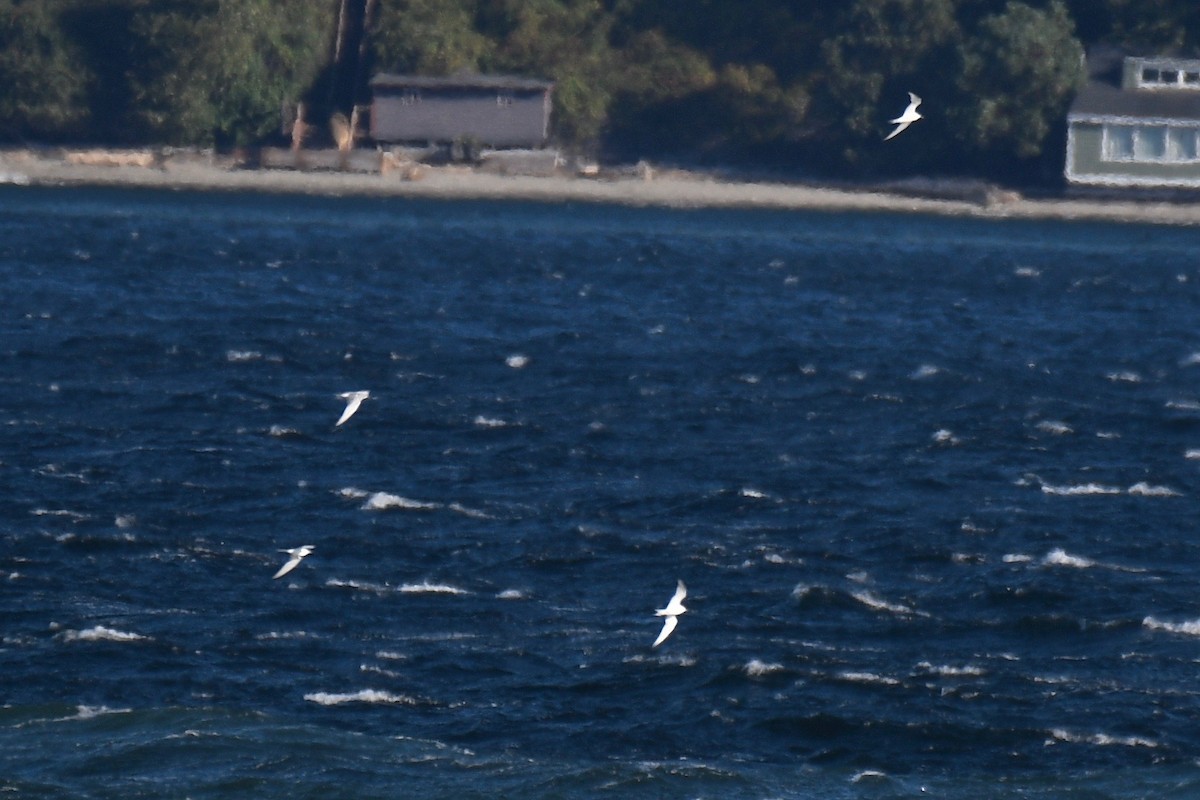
(4, 186, 1200, 798)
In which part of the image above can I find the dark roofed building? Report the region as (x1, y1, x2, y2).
(1066, 52, 1200, 188)
(370, 73, 554, 149)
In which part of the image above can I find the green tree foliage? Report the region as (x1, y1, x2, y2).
(129, 0, 337, 146)
(0, 0, 1196, 181)
(953, 1, 1085, 159)
(0, 0, 90, 140)
(372, 0, 492, 75)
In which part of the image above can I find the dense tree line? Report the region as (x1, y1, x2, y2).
(1, 0, 1197, 181)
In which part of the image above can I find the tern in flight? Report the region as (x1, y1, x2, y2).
(884, 92, 923, 141)
(335, 390, 370, 426)
(652, 580, 688, 648)
(273, 545, 314, 579)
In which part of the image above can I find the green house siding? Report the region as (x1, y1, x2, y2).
(1067, 120, 1200, 187)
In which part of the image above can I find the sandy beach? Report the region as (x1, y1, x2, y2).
(3, 146, 1199, 227)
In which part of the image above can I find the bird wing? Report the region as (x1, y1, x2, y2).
(670, 580, 687, 606)
(908, 92, 922, 109)
(335, 395, 365, 426)
(884, 121, 911, 141)
(273, 556, 301, 579)
(652, 615, 678, 648)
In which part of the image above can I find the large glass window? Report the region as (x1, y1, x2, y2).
(1104, 125, 1136, 160)
(1167, 128, 1199, 161)
(1103, 124, 1200, 162)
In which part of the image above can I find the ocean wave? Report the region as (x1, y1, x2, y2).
(1143, 616, 1200, 636)
(225, 349, 263, 362)
(326, 578, 391, 594)
(850, 590, 922, 617)
(835, 670, 901, 686)
(1036, 420, 1074, 435)
(496, 589, 526, 600)
(1047, 728, 1158, 748)
(1105, 371, 1142, 383)
(400, 581, 468, 595)
(473, 415, 512, 428)
(59, 626, 149, 643)
(362, 492, 440, 511)
(1042, 548, 1095, 569)
(304, 689, 419, 706)
(1127, 482, 1181, 497)
(743, 659, 785, 677)
(1040, 482, 1121, 496)
(915, 661, 986, 677)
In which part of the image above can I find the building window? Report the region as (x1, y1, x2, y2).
(1137, 61, 1200, 90)
(1103, 123, 1200, 163)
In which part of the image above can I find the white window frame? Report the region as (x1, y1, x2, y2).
(1102, 123, 1200, 164)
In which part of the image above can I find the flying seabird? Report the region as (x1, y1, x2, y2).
(273, 545, 315, 579)
(335, 390, 370, 426)
(884, 92, 923, 141)
(652, 580, 688, 648)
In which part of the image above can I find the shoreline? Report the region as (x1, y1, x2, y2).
(3, 147, 1200, 227)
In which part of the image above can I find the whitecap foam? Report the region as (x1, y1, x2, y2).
(336, 486, 370, 499)
(1185, 449, 1200, 460)
(851, 770, 890, 783)
(59, 626, 148, 643)
(739, 487, 767, 499)
(326, 578, 391, 594)
(916, 661, 985, 677)
(1040, 482, 1121, 496)
(1042, 548, 1095, 569)
(496, 589, 525, 600)
(70, 704, 132, 720)
(1036, 420, 1074, 435)
(910, 364, 941, 380)
(361, 492, 440, 511)
(743, 659, 784, 677)
(1128, 482, 1181, 497)
(1047, 728, 1157, 748)
(1105, 371, 1142, 383)
(400, 581, 467, 595)
(1143, 616, 1200, 636)
(836, 670, 900, 686)
(472, 415, 511, 428)
(1002, 553, 1033, 564)
(225, 350, 262, 363)
(268, 424, 302, 438)
(448, 502, 492, 519)
(850, 590, 920, 616)
(304, 689, 418, 706)
(505, 354, 530, 369)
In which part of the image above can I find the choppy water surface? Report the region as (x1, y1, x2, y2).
(4, 187, 1200, 798)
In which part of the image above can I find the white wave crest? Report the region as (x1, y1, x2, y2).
(916, 661, 985, 677)
(1047, 728, 1157, 748)
(851, 590, 919, 616)
(1040, 482, 1121, 496)
(1042, 548, 1095, 569)
(60, 626, 148, 643)
(71, 704, 132, 720)
(1036, 420, 1074, 435)
(304, 689, 418, 706)
(362, 492, 440, 511)
(225, 350, 262, 362)
(336, 486, 370, 499)
(744, 659, 784, 677)
(497, 589, 525, 600)
(1128, 482, 1181, 497)
(400, 581, 467, 595)
(473, 415, 511, 428)
(837, 670, 900, 686)
(1105, 371, 1142, 383)
(1143, 616, 1200, 636)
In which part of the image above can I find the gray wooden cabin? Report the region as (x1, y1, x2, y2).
(369, 73, 554, 148)
(1066, 53, 1200, 188)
